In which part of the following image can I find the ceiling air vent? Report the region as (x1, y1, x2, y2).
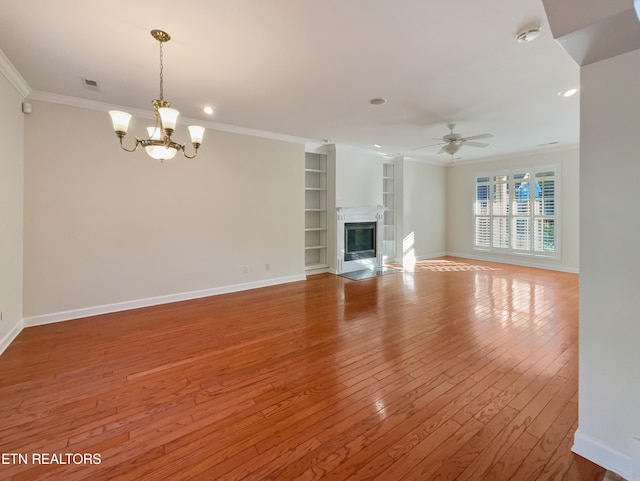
(82, 78, 100, 91)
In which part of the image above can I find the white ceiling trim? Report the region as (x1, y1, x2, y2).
(0, 48, 30, 98)
(26, 90, 314, 146)
(450, 143, 579, 167)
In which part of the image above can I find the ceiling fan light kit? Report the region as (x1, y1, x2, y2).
(442, 142, 461, 156)
(412, 123, 493, 159)
(108, 29, 205, 161)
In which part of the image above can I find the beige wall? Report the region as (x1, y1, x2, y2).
(0, 72, 24, 349)
(446, 149, 580, 272)
(335, 147, 383, 208)
(576, 48, 640, 477)
(401, 160, 446, 262)
(23, 101, 305, 320)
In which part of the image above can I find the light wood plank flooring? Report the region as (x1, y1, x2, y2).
(0, 257, 605, 480)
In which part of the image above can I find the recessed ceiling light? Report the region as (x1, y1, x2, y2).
(203, 106, 214, 115)
(516, 26, 541, 43)
(369, 98, 387, 106)
(557, 88, 578, 97)
(374, 144, 382, 148)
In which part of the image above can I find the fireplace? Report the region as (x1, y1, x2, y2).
(335, 206, 384, 274)
(344, 222, 376, 261)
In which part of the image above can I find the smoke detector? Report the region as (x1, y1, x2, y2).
(516, 26, 541, 43)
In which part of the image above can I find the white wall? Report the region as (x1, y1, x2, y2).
(446, 149, 580, 272)
(23, 101, 305, 321)
(574, 48, 640, 479)
(0, 71, 24, 352)
(401, 160, 446, 264)
(335, 147, 383, 208)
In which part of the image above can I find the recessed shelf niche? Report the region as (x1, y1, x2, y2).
(305, 153, 328, 270)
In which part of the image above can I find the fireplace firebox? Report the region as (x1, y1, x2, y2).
(344, 222, 376, 261)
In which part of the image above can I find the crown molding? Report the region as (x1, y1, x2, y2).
(450, 143, 580, 167)
(26, 90, 315, 146)
(400, 155, 450, 167)
(0, 49, 31, 97)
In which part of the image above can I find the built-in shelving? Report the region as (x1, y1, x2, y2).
(305, 153, 328, 270)
(383, 162, 396, 259)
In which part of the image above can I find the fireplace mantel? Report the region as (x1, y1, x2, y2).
(335, 206, 384, 274)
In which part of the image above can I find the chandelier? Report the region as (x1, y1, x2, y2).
(108, 30, 205, 161)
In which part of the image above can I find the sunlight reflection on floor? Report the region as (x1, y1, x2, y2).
(390, 259, 500, 272)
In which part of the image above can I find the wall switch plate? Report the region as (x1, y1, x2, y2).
(243, 265, 249, 274)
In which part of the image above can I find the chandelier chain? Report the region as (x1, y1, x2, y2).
(159, 40, 164, 100)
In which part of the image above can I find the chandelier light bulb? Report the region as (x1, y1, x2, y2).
(158, 107, 179, 133)
(109, 111, 132, 136)
(188, 126, 205, 146)
(146, 126, 162, 140)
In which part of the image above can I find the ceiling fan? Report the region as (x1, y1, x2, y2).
(412, 123, 493, 156)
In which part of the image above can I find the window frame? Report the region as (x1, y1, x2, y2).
(473, 165, 560, 260)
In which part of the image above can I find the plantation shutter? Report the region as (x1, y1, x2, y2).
(512, 173, 531, 251)
(533, 170, 556, 253)
(474, 166, 558, 258)
(475, 177, 491, 248)
(492, 175, 509, 249)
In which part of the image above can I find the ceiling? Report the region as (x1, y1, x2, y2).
(0, 0, 581, 163)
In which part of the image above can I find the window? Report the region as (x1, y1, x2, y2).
(474, 167, 558, 258)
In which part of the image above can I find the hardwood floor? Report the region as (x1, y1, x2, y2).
(0, 257, 606, 480)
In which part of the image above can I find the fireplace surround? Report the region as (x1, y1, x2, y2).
(336, 206, 384, 273)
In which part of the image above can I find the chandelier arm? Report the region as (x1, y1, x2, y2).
(182, 146, 199, 159)
(118, 137, 141, 153)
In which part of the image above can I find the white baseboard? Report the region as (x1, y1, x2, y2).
(446, 251, 579, 273)
(573, 429, 632, 480)
(22, 274, 306, 328)
(0, 319, 24, 356)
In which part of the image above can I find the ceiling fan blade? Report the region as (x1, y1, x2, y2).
(436, 147, 446, 154)
(461, 133, 493, 141)
(411, 142, 445, 151)
(464, 141, 490, 148)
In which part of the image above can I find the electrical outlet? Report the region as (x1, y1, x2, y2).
(265, 264, 270, 271)
(243, 265, 249, 274)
